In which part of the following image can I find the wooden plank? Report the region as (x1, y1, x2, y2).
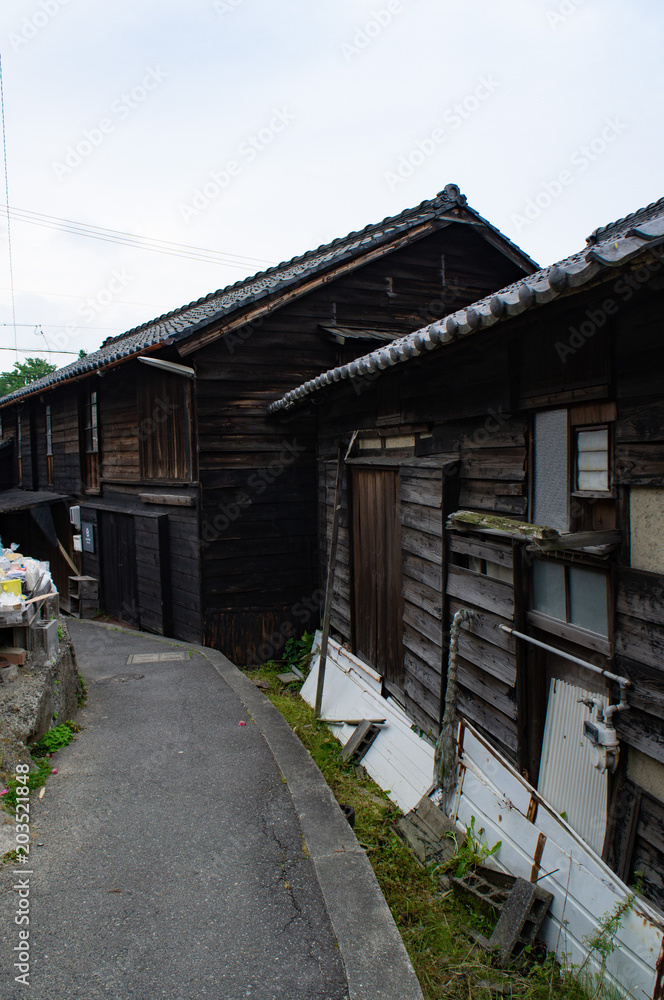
(403, 647, 441, 698)
(615, 614, 664, 673)
(457, 657, 518, 721)
(616, 399, 664, 443)
(402, 622, 442, 672)
(446, 564, 514, 620)
(400, 500, 442, 537)
(456, 631, 517, 687)
(402, 551, 442, 591)
(615, 443, 664, 485)
(403, 599, 442, 646)
(457, 689, 518, 755)
(460, 449, 526, 482)
(401, 525, 442, 563)
(401, 577, 443, 620)
(448, 534, 514, 568)
(616, 709, 664, 764)
(139, 493, 195, 506)
(399, 477, 443, 508)
(616, 569, 664, 627)
(448, 599, 516, 653)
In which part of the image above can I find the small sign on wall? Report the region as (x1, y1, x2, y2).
(81, 522, 95, 553)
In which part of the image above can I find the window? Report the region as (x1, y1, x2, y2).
(17, 412, 22, 485)
(138, 370, 191, 481)
(531, 558, 609, 638)
(574, 426, 610, 494)
(532, 404, 615, 532)
(45, 404, 53, 486)
(83, 389, 100, 491)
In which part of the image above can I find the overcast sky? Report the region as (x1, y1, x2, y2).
(0, 0, 661, 369)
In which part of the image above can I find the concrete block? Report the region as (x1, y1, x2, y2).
(342, 720, 381, 762)
(0, 647, 27, 665)
(29, 619, 59, 662)
(0, 663, 18, 683)
(489, 877, 553, 966)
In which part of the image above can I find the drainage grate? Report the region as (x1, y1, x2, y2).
(126, 652, 189, 664)
(95, 673, 145, 685)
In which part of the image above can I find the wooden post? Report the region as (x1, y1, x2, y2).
(315, 445, 344, 719)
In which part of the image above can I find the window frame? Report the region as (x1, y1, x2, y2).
(45, 403, 54, 486)
(571, 421, 614, 499)
(137, 370, 193, 483)
(16, 411, 22, 486)
(83, 388, 100, 492)
(527, 556, 612, 655)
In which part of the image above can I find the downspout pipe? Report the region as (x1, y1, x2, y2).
(434, 607, 474, 810)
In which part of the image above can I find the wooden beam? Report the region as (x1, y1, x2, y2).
(315, 446, 344, 718)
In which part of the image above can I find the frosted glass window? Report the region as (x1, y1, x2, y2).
(576, 428, 609, 492)
(533, 410, 569, 531)
(569, 566, 608, 636)
(532, 560, 566, 620)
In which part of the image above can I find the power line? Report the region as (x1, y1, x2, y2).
(0, 53, 17, 362)
(1, 204, 277, 271)
(0, 346, 81, 354)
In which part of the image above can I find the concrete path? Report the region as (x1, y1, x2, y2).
(0, 622, 422, 1000)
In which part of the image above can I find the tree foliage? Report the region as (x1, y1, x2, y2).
(0, 358, 57, 398)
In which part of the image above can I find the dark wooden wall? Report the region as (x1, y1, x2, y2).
(197, 221, 529, 663)
(311, 276, 664, 910)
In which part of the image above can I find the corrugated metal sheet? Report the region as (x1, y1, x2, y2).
(538, 678, 608, 855)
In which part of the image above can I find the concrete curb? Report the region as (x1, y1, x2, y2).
(82, 622, 424, 1000)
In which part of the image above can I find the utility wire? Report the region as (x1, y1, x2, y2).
(1, 204, 277, 271)
(0, 52, 17, 362)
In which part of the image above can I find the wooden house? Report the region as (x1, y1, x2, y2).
(0, 185, 536, 659)
(268, 197, 664, 917)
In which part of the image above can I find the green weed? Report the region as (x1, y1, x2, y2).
(30, 721, 79, 758)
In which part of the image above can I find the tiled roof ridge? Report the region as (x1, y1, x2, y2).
(0, 184, 536, 406)
(587, 195, 664, 244)
(269, 203, 664, 415)
(99, 183, 471, 349)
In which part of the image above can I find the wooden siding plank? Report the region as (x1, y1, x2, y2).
(446, 564, 514, 620)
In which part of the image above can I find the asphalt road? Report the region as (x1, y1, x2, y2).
(0, 622, 349, 1000)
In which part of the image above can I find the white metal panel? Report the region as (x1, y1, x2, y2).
(453, 724, 664, 1000)
(300, 633, 435, 813)
(538, 678, 608, 855)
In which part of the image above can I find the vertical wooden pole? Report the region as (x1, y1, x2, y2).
(315, 445, 344, 719)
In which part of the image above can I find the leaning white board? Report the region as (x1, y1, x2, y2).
(301, 633, 435, 814)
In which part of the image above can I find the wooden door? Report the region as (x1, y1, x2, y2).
(351, 467, 404, 692)
(100, 512, 139, 626)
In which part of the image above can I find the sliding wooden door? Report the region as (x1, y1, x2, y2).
(351, 467, 404, 693)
